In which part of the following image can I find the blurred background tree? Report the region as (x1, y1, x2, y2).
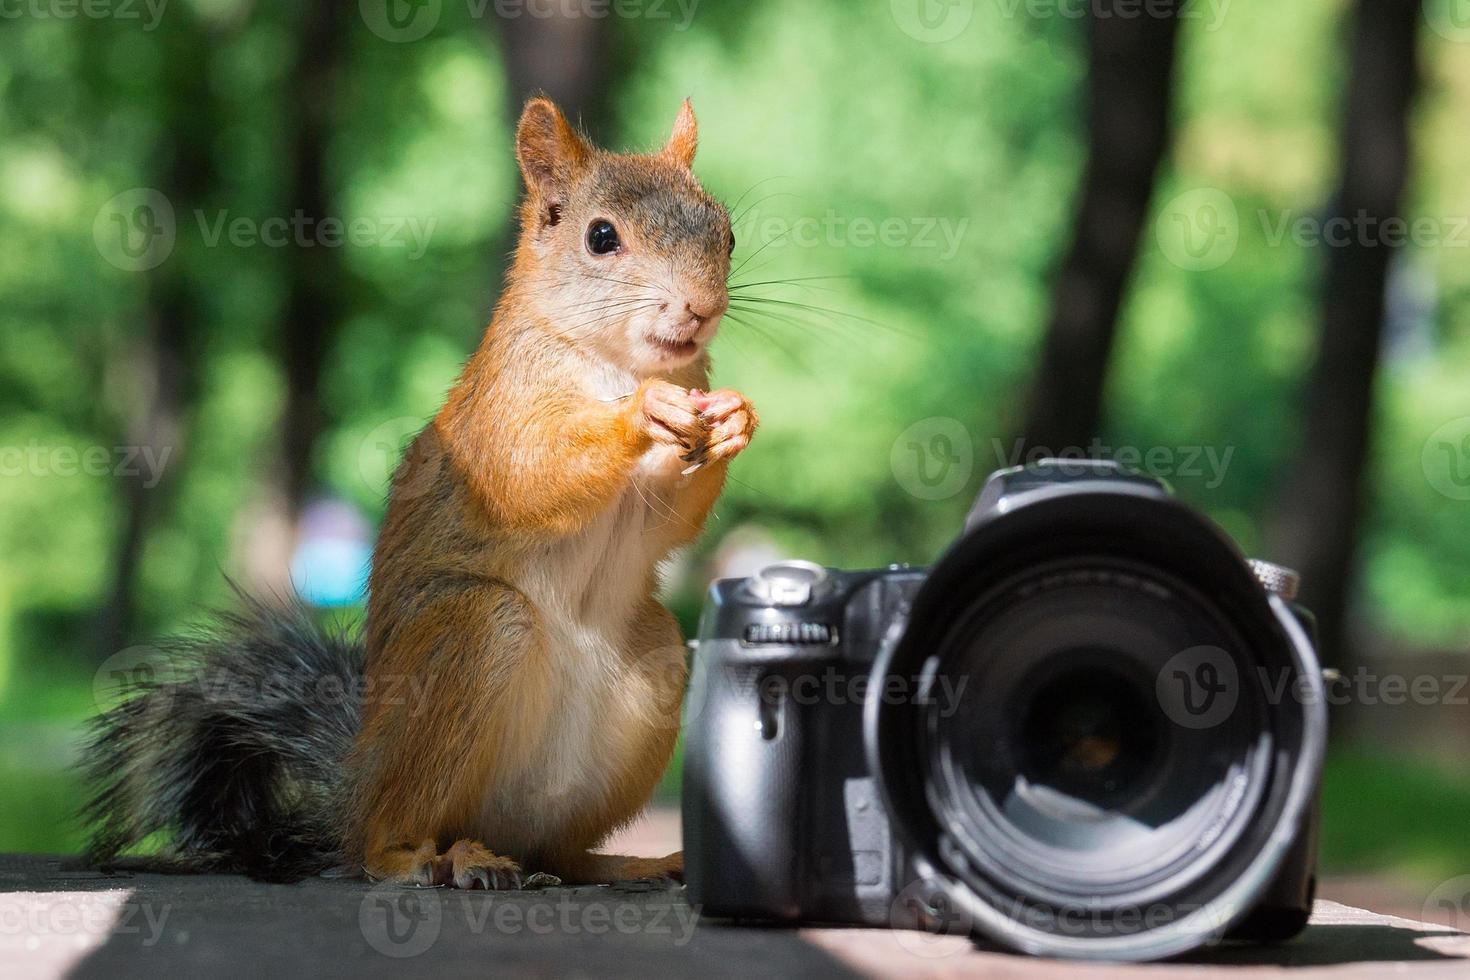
(1, 0, 1468, 891)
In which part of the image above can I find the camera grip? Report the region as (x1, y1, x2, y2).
(682, 646, 806, 921)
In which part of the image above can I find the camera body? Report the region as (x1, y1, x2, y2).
(683, 461, 1325, 960)
(683, 562, 929, 927)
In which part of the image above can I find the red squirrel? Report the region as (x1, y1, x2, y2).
(81, 97, 756, 889)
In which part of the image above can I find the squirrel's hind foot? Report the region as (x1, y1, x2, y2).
(552, 850, 683, 886)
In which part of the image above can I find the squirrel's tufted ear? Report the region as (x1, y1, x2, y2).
(661, 99, 698, 170)
(516, 97, 590, 198)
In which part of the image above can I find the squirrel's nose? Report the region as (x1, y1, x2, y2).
(684, 296, 727, 323)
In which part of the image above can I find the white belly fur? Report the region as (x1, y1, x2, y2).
(476, 476, 681, 856)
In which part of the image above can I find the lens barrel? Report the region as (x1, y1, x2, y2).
(866, 474, 1326, 960)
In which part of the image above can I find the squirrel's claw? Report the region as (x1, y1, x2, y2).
(679, 441, 711, 475)
(459, 866, 493, 890)
(417, 839, 524, 891)
(458, 865, 522, 890)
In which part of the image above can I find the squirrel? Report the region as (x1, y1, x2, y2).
(80, 96, 756, 889)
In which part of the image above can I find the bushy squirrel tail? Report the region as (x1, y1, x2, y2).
(80, 589, 363, 882)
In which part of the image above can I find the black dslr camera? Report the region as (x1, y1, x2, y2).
(683, 461, 1326, 961)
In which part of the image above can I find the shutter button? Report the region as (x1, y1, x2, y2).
(753, 561, 827, 607)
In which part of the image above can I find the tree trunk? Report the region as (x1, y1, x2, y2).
(238, 3, 353, 599)
(241, 5, 355, 599)
(494, 12, 618, 140)
(1019, 3, 1184, 453)
(1268, 0, 1423, 668)
(95, 22, 215, 658)
(95, 267, 194, 657)
(278, 2, 349, 520)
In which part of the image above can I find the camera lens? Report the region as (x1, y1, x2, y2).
(866, 485, 1325, 960)
(925, 560, 1268, 909)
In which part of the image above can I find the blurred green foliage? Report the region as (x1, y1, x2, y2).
(0, 0, 1467, 873)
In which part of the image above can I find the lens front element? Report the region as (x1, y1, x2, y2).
(928, 562, 1269, 919)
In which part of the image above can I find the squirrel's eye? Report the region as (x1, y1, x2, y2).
(586, 220, 621, 256)
(727, 229, 736, 256)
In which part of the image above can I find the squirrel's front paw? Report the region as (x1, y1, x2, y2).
(636, 380, 710, 475)
(685, 389, 757, 469)
(383, 838, 523, 890)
